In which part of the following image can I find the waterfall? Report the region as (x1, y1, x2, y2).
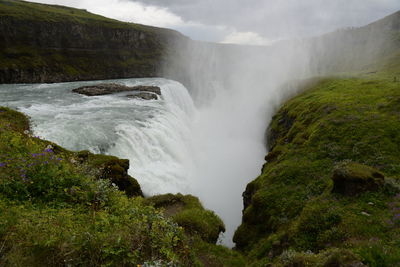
(0, 78, 197, 196)
(0, 39, 313, 247)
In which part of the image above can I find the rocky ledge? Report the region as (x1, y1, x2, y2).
(126, 92, 159, 100)
(72, 83, 161, 97)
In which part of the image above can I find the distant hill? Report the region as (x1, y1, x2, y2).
(308, 10, 400, 75)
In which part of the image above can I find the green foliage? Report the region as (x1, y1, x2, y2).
(0, 198, 192, 266)
(272, 248, 363, 267)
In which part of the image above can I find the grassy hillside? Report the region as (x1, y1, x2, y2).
(233, 54, 400, 265)
(0, 107, 244, 266)
(0, 0, 185, 83)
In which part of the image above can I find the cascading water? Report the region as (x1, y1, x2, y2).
(161, 38, 314, 246)
(0, 39, 313, 248)
(0, 78, 197, 196)
(1, 35, 318, 249)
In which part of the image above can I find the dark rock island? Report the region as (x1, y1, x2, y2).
(72, 83, 161, 99)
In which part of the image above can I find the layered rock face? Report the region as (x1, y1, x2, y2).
(0, 0, 186, 83)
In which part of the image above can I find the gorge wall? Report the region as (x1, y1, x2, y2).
(1, 0, 398, 93)
(0, 0, 187, 83)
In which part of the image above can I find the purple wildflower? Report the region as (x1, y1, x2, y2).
(0, 162, 6, 167)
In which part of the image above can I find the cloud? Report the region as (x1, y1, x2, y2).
(28, 0, 184, 28)
(131, 0, 400, 39)
(28, 0, 400, 43)
(221, 31, 273, 46)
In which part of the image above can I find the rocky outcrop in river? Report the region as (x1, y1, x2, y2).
(72, 83, 161, 97)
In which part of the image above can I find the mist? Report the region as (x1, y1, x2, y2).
(161, 10, 398, 246)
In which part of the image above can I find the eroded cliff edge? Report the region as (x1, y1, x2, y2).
(0, 0, 187, 83)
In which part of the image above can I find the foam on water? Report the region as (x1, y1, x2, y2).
(0, 76, 264, 247)
(0, 78, 197, 196)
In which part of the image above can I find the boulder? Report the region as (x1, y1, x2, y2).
(72, 83, 161, 96)
(332, 162, 384, 196)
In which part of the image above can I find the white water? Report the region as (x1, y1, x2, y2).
(1, 77, 267, 247)
(0, 79, 196, 196)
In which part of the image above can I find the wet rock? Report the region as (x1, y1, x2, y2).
(72, 83, 161, 97)
(332, 162, 384, 196)
(126, 92, 158, 100)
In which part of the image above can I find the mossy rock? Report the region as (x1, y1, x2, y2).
(145, 193, 225, 244)
(332, 162, 385, 196)
(77, 150, 143, 197)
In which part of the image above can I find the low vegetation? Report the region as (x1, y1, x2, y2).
(0, 107, 242, 266)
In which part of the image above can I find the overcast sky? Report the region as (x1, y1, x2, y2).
(29, 0, 400, 44)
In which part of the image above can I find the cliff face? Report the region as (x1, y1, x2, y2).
(0, 0, 186, 83)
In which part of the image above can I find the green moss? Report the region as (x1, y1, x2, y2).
(235, 57, 400, 265)
(145, 194, 226, 244)
(191, 238, 247, 267)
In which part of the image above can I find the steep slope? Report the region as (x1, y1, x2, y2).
(234, 50, 400, 267)
(0, 0, 186, 83)
(308, 10, 400, 75)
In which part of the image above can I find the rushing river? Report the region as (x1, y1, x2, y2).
(0, 77, 266, 247)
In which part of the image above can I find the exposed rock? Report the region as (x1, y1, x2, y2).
(242, 181, 258, 211)
(267, 110, 295, 150)
(0, 1, 188, 83)
(72, 83, 161, 97)
(126, 92, 159, 100)
(77, 150, 143, 197)
(332, 162, 385, 196)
